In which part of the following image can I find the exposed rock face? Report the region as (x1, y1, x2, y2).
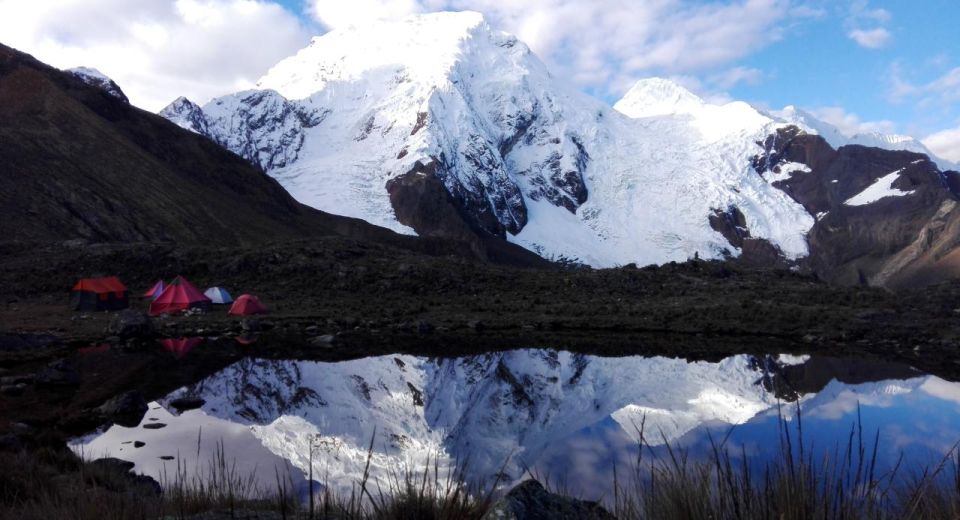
(482, 480, 615, 520)
(752, 125, 960, 287)
(708, 206, 790, 268)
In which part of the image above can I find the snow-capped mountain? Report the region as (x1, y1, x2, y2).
(158, 11, 960, 278)
(160, 11, 814, 266)
(67, 67, 128, 103)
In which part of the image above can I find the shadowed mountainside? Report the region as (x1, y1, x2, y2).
(0, 43, 546, 266)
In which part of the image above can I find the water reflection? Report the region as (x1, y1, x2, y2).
(158, 337, 204, 358)
(71, 350, 960, 500)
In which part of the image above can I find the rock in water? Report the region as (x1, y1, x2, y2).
(97, 391, 148, 427)
(482, 480, 615, 520)
(107, 310, 153, 339)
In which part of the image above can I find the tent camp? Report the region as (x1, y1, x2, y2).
(72, 277, 128, 311)
(144, 280, 165, 300)
(204, 287, 233, 304)
(149, 276, 211, 316)
(229, 294, 268, 316)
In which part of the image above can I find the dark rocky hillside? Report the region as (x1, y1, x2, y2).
(753, 126, 960, 288)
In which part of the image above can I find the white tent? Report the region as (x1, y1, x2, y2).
(203, 287, 234, 304)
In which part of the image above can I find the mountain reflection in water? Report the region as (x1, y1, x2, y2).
(71, 350, 960, 500)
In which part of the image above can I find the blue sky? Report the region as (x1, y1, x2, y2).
(728, 0, 960, 139)
(1, 0, 958, 160)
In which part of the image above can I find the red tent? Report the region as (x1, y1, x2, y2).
(149, 276, 211, 316)
(229, 294, 268, 316)
(159, 337, 203, 358)
(143, 280, 165, 299)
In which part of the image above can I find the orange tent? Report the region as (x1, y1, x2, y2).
(228, 294, 268, 316)
(149, 276, 211, 316)
(72, 276, 128, 311)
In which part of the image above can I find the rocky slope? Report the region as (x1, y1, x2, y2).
(158, 11, 960, 287)
(751, 126, 960, 287)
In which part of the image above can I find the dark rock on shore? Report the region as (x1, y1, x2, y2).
(169, 396, 206, 412)
(97, 391, 148, 427)
(482, 480, 615, 520)
(34, 360, 80, 386)
(0, 333, 58, 352)
(107, 309, 153, 339)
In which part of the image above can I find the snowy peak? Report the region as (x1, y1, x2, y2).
(67, 66, 128, 103)
(613, 78, 705, 118)
(158, 96, 209, 135)
(256, 11, 499, 101)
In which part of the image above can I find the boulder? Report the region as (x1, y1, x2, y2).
(106, 310, 153, 339)
(34, 360, 80, 386)
(97, 391, 148, 427)
(482, 480, 615, 520)
(169, 396, 206, 412)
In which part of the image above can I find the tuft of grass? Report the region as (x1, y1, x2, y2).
(609, 403, 960, 520)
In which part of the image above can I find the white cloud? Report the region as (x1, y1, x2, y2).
(845, 0, 892, 49)
(708, 66, 765, 90)
(809, 106, 896, 136)
(847, 27, 891, 49)
(0, 0, 312, 111)
(923, 126, 960, 164)
(890, 65, 960, 108)
(308, 0, 794, 97)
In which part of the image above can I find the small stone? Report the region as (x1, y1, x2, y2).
(133, 441, 145, 448)
(467, 319, 486, 332)
(310, 334, 337, 347)
(2, 383, 25, 396)
(143, 423, 167, 430)
(159, 456, 175, 461)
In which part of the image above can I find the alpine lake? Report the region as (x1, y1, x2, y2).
(68, 337, 960, 506)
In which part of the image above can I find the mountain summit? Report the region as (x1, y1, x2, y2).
(612, 78, 706, 118)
